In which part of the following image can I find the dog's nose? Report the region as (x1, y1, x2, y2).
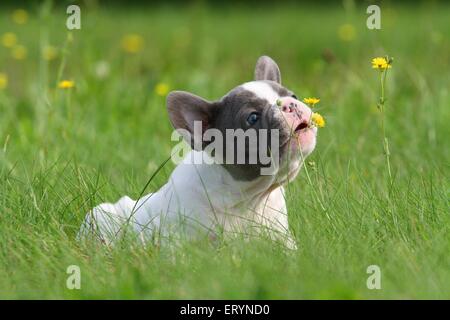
(279, 97, 299, 114)
(277, 97, 311, 120)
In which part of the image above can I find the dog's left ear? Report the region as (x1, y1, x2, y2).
(166, 91, 218, 150)
(254, 55, 281, 84)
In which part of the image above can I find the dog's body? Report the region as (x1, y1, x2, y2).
(78, 150, 293, 246)
(79, 56, 317, 248)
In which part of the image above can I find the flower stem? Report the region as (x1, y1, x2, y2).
(298, 149, 328, 215)
(379, 70, 393, 189)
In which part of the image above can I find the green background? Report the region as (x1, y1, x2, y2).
(0, 1, 449, 298)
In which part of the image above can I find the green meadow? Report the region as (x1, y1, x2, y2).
(0, 2, 449, 299)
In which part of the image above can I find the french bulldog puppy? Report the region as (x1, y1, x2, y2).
(78, 56, 317, 249)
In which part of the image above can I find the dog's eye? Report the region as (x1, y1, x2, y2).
(246, 112, 260, 126)
(291, 94, 298, 99)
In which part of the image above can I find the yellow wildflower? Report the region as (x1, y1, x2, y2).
(12, 9, 28, 25)
(42, 46, 58, 61)
(121, 34, 144, 54)
(2, 32, 17, 48)
(11, 45, 27, 60)
(338, 24, 356, 42)
(155, 83, 169, 96)
(58, 80, 75, 89)
(0, 73, 8, 90)
(303, 97, 320, 107)
(371, 57, 392, 70)
(311, 112, 325, 128)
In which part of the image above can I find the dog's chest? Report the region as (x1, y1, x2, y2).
(133, 151, 288, 232)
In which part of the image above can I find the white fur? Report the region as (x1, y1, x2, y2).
(241, 81, 279, 105)
(78, 82, 311, 249)
(78, 150, 296, 248)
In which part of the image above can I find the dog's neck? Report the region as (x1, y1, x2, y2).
(171, 150, 290, 213)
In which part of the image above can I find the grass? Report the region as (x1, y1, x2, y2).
(0, 2, 449, 299)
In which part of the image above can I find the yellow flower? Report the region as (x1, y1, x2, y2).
(155, 83, 169, 96)
(42, 45, 58, 61)
(0, 73, 8, 90)
(11, 45, 27, 60)
(121, 34, 144, 54)
(303, 97, 320, 107)
(58, 80, 75, 89)
(311, 112, 325, 128)
(12, 9, 28, 25)
(338, 24, 356, 42)
(371, 57, 392, 70)
(2, 32, 17, 48)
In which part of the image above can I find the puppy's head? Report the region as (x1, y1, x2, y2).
(167, 56, 317, 182)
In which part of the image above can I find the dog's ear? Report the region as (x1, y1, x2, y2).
(254, 55, 281, 84)
(167, 91, 218, 150)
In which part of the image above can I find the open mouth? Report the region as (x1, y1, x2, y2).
(294, 121, 309, 133)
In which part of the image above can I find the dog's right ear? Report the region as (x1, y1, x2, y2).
(254, 55, 282, 84)
(166, 91, 218, 150)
